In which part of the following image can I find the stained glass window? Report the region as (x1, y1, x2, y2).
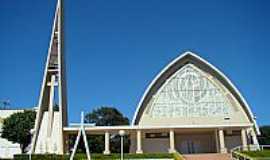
(149, 64, 231, 118)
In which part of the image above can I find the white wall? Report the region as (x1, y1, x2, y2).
(143, 138, 169, 153)
(0, 139, 21, 159)
(129, 132, 169, 153)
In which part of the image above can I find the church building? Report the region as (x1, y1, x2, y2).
(29, 0, 260, 156)
(128, 52, 260, 154)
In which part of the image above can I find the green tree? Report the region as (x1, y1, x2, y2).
(85, 107, 129, 126)
(259, 126, 270, 145)
(82, 107, 130, 153)
(1, 110, 36, 152)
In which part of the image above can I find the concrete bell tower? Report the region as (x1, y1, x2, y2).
(31, 0, 68, 154)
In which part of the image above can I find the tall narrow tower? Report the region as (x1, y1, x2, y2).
(31, 0, 68, 154)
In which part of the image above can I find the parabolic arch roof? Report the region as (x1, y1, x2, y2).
(132, 51, 260, 134)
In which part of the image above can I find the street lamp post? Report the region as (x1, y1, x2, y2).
(119, 130, 125, 160)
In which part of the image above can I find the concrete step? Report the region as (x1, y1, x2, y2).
(183, 153, 231, 160)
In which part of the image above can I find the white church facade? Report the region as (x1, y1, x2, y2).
(25, 0, 260, 156)
(128, 52, 260, 154)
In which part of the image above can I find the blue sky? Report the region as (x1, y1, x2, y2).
(0, 0, 269, 125)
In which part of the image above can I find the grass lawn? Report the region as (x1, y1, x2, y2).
(14, 153, 185, 160)
(90, 153, 175, 159)
(241, 149, 270, 158)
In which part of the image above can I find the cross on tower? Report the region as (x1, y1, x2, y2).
(31, 0, 68, 154)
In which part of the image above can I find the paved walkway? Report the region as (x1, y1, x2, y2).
(183, 153, 231, 160)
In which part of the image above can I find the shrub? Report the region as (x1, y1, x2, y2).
(14, 153, 175, 160)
